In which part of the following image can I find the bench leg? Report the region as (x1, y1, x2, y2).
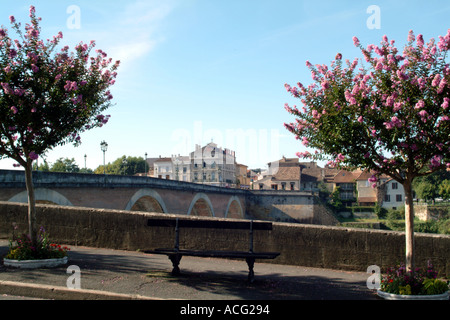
(246, 257, 255, 283)
(168, 254, 182, 276)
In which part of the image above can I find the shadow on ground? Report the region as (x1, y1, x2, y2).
(0, 243, 377, 300)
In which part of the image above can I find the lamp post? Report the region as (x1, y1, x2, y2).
(145, 152, 148, 176)
(100, 141, 108, 175)
(84, 154, 87, 170)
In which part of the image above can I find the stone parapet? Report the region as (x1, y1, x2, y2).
(1, 201, 448, 276)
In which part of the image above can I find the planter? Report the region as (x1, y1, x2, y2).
(377, 289, 449, 300)
(3, 256, 68, 269)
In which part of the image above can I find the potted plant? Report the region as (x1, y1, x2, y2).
(377, 262, 449, 300)
(3, 226, 70, 269)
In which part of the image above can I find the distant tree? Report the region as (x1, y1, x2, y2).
(438, 180, 450, 200)
(414, 181, 438, 204)
(284, 30, 450, 271)
(94, 156, 146, 175)
(413, 169, 450, 203)
(50, 157, 80, 173)
(0, 6, 119, 248)
(329, 187, 344, 212)
(32, 159, 49, 172)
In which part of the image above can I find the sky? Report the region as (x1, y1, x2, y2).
(1, 0, 450, 171)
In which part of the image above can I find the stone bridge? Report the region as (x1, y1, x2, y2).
(0, 170, 338, 225)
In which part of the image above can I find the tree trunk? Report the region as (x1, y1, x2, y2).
(403, 180, 415, 272)
(25, 160, 37, 248)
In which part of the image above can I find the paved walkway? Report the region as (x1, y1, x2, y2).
(0, 240, 378, 301)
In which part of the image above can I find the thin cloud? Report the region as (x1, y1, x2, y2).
(61, 0, 176, 73)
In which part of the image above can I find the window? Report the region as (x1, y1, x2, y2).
(211, 172, 216, 181)
(281, 183, 286, 190)
(385, 194, 390, 202)
(259, 184, 264, 190)
(290, 182, 295, 190)
(396, 194, 402, 202)
(392, 182, 398, 190)
(166, 175, 170, 180)
(271, 184, 278, 190)
(183, 166, 187, 173)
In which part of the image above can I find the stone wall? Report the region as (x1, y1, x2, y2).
(1, 201, 449, 276)
(415, 204, 450, 221)
(245, 191, 339, 225)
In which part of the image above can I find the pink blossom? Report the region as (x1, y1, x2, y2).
(353, 36, 360, 47)
(419, 110, 428, 118)
(430, 155, 442, 168)
(321, 80, 330, 90)
(442, 97, 449, 110)
(438, 78, 447, 93)
(417, 34, 424, 47)
(10, 106, 18, 114)
(432, 74, 441, 87)
(337, 154, 345, 161)
(375, 61, 383, 71)
(408, 30, 415, 42)
(296, 151, 311, 159)
(358, 116, 363, 123)
(415, 100, 425, 109)
(335, 53, 342, 60)
(9, 15, 15, 23)
(302, 136, 309, 146)
(29, 152, 39, 160)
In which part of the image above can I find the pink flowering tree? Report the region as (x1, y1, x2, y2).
(284, 30, 450, 272)
(0, 6, 119, 248)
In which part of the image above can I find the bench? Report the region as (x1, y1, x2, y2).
(145, 218, 280, 283)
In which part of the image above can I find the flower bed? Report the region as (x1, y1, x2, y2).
(4, 226, 69, 262)
(379, 262, 449, 299)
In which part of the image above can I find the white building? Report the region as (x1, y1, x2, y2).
(190, 142, 236, 187)
(379, 179, 406, 209)
(172, 155, 191, 182)
(153, 157, 174, 180)
(153, 155, 191, 182)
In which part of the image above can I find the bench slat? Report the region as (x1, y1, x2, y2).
(147, 218, 273, 230)
(146, 249, 280, 259)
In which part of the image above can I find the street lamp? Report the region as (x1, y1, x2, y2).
(84, 154, 87, 170)
(145, 152, 148, 176)
(100, 141, 108, 175)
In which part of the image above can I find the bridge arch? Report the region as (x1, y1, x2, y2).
(8, 188, 73, 206)
(187, 193, 215, 217)
(225, 196, 244, 219)
(125, 189, 168, 213)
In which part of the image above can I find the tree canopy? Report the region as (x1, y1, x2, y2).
(0, 6, 119, 248)
(284, 29, 450, 271)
